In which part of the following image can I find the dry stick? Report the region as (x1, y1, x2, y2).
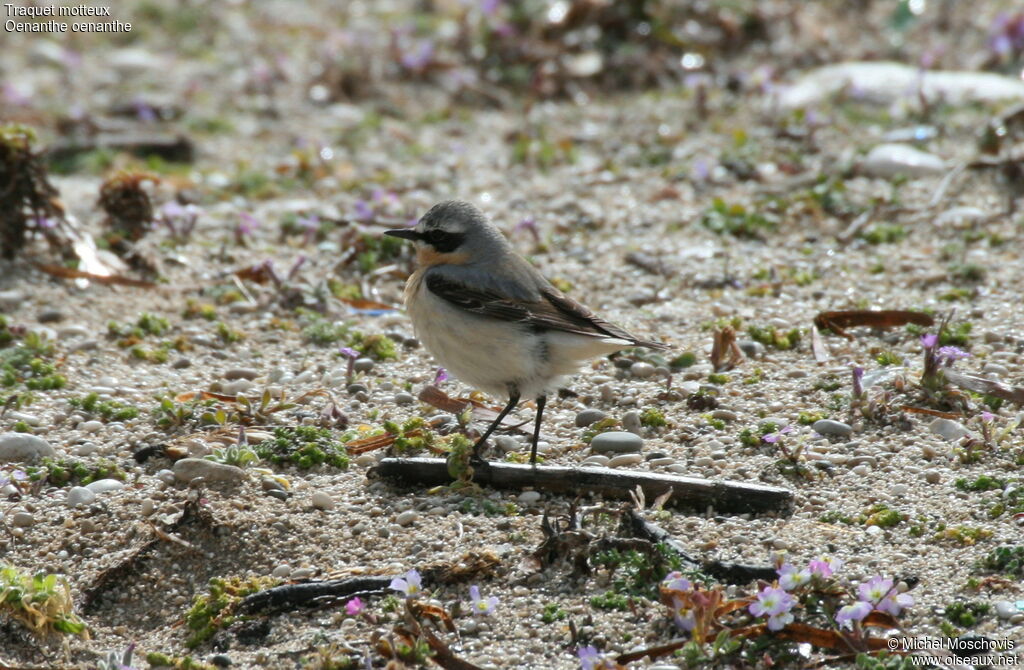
(623, 508, 777, 583)
(237, 577, 393, 615)
(372, 458, 792, 515)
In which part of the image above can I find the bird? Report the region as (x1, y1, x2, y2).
(385, 200, 668, 464)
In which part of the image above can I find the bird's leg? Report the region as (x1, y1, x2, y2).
(471, 389, 520, 463)
(529, 394, 547, 465)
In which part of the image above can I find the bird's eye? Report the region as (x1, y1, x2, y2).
(425, 230, 446, 244)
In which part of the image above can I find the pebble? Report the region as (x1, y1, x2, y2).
(495, 436, 520, 453)
(994, 601, 1017, 620)
(173, 458, 248, 483)
(607, 453, 643, 468)
(890, 484, 909, 497)
(8, 411, 41, 426)
(272, 564, 292, 578)
(346, 383, 368, 395)
(0, 289, 24, 310)
(266, 489, 289, 501)
(79, 420, 104, 434)
(0, 433, 55, 463)
(353, 358, 374, 372)
(394, 392, 415, 405)
(11, 511, 34, 527)
(224, 367, 260, 380)
(575, 409, 607, 428)
(86, 479, 125, 494)
(982, 363, 1009, 377)
(172, 358, 192, 369)
(518, 491, 542, 504)
(141, 499, 156, 515)
(155, 469, 176, 485)
(929, 418, 970, 441)
(737, 340, 765, 359)
(590, 431, 643, 454)
(291, 567, 315, 580)
(581, 455, 609, 467)
(221, 379, 254, 395)
(861, 143, 946, 178)
(630, 362, 656, 378)
(66, 487, 97, 507)
(647, 457, 674, 468)
(396, 510, 419, 526)
(935, 206, 987, 227)
(812, 419, 853, 438)
(36, 309, 62, 323)
(711, 409, 737, 422)
(852, 465, 871, 477)
(693, 456, 715, 468)
(311, 491, 336, 511)
(622, 411, 642, 435)
(924, 471, 941, 484)
(57, 324, 90, 339)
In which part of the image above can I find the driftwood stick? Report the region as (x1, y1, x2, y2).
(238, 576, 392, 614)
(624, 509, 777, 583)
(372, 458, 792, 515)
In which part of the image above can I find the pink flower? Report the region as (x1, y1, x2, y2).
(808, 556, 842, 579)
(345, 596, 364, 616)
(469, 585, 498, 616)
(835, 600, 872, 629)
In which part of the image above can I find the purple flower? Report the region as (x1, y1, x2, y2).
(852, 366, 864, 398)
(345, 596, 364, 616)
(353, 200, 373, 221)
(877, 590, 914, 616)
(661, 571, 692, 592)
(481, 0, 502, 16)
(469, 584, 498, 616)
(577, 646, 612, 670)
(390, 569, 422, 598)
(937, 346, 970, 366)
(777, 563, 811, 591)
(33, 216, 58, 230)
(808, 556, 842, 578)
(835, 600, 872, 629)
(858, 576, 894, 605)
(920, 333, 938, 349)
(339, 347, 359, 360)
(981, 411, 995, 422)
(400, 40, 435, 71)
(749, 586, 796, 631)
(763, 425, 794, 444)
(671, 596, 696, 632)
(433, 367, 448, 385)
(236, 212, 259, 242)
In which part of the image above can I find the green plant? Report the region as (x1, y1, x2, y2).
(256, 426, 350, 469)
(0, 565, 87, 636)
(185, 575, 279, 647)
(701, 198, 777, 238)
(541, 602, 568, 623)
(874, 350, 901, 366)
(640, 408, 667, 428)
(68, 392, 140, 422)
(589, 590, 629, 610)
(955, 475, 1004, 492)
(862, 505, 903, 528)
(25, 457, 125, 487)
(859, 224, 906, 245)
(976, 545, 1024, 577)
(943, 600, 989, 627)
(669, 352, 697, 369)
(747, 325, 801, 350)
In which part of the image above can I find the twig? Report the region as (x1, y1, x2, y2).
(372, 458, 792, 514)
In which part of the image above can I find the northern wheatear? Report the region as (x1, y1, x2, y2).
(385, 200, 668, 464)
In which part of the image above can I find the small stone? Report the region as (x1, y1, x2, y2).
(291, 567, 315, 580)
(575, 409, 607, 428)
(924, 471, 941, 484)
(890, 484, 909, 497)
(493, 436, 520, 453)
(622, 410, 642, 435)
(0, 290, 24, 310)
(861, 143, 946, 178)
(57, 324, 90, 339)
(67, 487, 97, 507)
(311, 491, 335, 511)
(852, 464, 871, 477)
(630, 362, 656, 378)
(78, 420, 103, 434)
(141, 499, 156, 515)
(86, 479, 125, 494)
(221, 379, 254, 395)
(396, 510, 419, 526)
(693, 456, 715, 468)
(993, 601, 1016, 620)
(581, 455, 609, 467)
(812, 419, 853, 438)
(394, 392, 415, 405)
(607, 453, 643, 468)
(11, 511, 34, 527)
(353, 358, 374, 373)
(0, 433, 55, 463)
(155, 469, 176, 485)
(865, 524, 883, 537)
(518, 491, 542, 504)
(172, 357, 193, 369)
(711, 409, 737, 422)
(261, 478, 285, 492)
(404, 337, 420, 349)
(272, 564, 291, 578)
(936, 206, 987, 227)
(266, 489, 290, 501)
(737, 340, 765, 359)
(173, 458, 247, 483)
(7, 411, 41, 426)
(590, 431, 643, 454)
(224, 367, 260, 380)
(79, 518, 97, 534)
(346, 383, 368, 395)
(929, 418, 970, 441)
(37, 309, 64, 323)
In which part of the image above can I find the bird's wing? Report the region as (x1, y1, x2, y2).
(424, 271, 668, 349)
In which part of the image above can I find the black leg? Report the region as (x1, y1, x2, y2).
(471, 390, 520, 462)
(529, 395, 547, 465)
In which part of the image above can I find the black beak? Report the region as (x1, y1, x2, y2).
(384, 229, 422, 241)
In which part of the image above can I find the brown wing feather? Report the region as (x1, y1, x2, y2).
(425, 274, 667, 350)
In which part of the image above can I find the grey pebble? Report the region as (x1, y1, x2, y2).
(353, 358, 374, 372)
(354, 453, 377, 467)
(630, 362, 656, 378)
(311, 491, 335, 511)
(394, 392, 415, 405)
(155, 469, 176, 485)
(812, 419, 853, 438)
(693, 456, 714, 468)
(224, 367, 260, 380)
(261, 478, 285, 492)
(266, 489, 290, 501)
(852, 465, 871, 477)
(590, 431, 643, 454)
(495, 436, 520, 453)
(172, 358, 193, 369)
(737, 340, 766, 358)
(929, 418, 970, 441)
(67, 486, 97, 507)
(622, 410, 642, 435)
(37, 309, 64, 323)
(291, 567, 315, 580)
(8, 411, 41, 426)
(581, 455, 609, 467)
(221, 379, 254, 395)
(711, 409, 737, 422)
(518, 491, 542, 504)
(11, 511, 34, 527)
(396, 510, 419, 526)
(0, 290, 24, 310)
(993, 601, 1017, 620)
(86, 479, 125, 494)
(173, 458, 247, 483)
(0, 433, 55, 463)
(607, 453, 643, 468)
(141, 499, 156, 515)
(272, 564, 291, 578)
(575, 409, 607, 428)
(924, 471, 941, 484)
(403, 337, 420, 349)
(79, 420, 104, 434)
(346, 383, 368, 395)
(647, 457, 674, 468)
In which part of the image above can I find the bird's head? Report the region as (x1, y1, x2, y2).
(385, 200, 509, 268)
